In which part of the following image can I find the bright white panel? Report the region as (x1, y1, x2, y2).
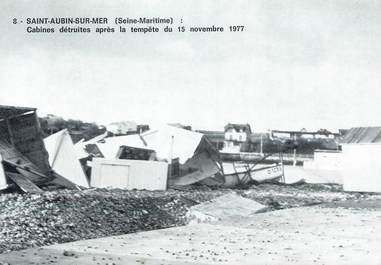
(44, 129, 90, 188)
(342, 144, 381, 192)
(91, 158, 168, 190)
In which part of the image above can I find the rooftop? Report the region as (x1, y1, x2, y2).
(341, 127, 381, 144)
(0, 105, 36, 120)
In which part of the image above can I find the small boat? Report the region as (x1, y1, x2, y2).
(223, 163, 284, 187)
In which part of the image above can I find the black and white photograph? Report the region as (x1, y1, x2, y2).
(0, 0, 381, 264)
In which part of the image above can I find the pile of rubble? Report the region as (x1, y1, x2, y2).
(1, 183, 378, 254)
(0, 189, 224, 253)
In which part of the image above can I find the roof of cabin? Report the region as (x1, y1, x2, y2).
(0, 105, 36, 120)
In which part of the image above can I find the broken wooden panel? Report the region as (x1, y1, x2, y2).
(0, 105, 36, 119)
(0, 140, 39, 166)
(8, 112, 51, 175)
(116, 145, 156, 160)
(0, 120, 10, 143)
(170, 152, 221, 186)
(0, 140, 50, 184)
(198, 173, 225, 186)
(7, 172, 43, 193)
(170, 169, 203, 186)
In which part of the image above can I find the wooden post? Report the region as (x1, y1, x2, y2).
(260, 134, 263, 155)
(280, 151, 285, 183)
(167, 135, 174, 188)
(5, 118, 15, 146)
(50, 130, 66, 168)
(0, 153, 7, 189)
(293, 134, 297, 166)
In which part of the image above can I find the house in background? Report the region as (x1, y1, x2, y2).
(107, 121, 138, 135)
(137, 124, 150, 134)
(42, 114, 65, 135)
(269, 128, 339, 157)
(270, 128, 340, 140)
(222, 123, 252, 153)
(107, 122, 150, 136)
(196, 130, 225, 151)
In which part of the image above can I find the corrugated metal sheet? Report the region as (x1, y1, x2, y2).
(340, 127, 381, 144)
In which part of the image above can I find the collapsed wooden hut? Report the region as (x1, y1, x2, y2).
(0, 105, 52, 192)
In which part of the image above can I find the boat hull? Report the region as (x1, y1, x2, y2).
(223, 164, 283, 187)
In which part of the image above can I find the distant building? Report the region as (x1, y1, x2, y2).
(197, 130, 225, 150)
(222, 123, 252, 153)
(270, 129, 339, 155)
(137, 124, 150, 134)
(107, 121, 138, 135)
(69, 130, 86, 143)
(270, 129, 339, 140)
(44, 114, 65, 127)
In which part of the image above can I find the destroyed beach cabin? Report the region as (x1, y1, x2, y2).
(0, 105, 51, 192)
(77, 125, 222, 190)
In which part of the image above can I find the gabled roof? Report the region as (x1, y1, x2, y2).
(340, 127, 381, 144)
(0, 105, 36, 119)
(224, 123, 252, 133)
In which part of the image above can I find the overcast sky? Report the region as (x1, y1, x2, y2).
(1, 0, 380, 132)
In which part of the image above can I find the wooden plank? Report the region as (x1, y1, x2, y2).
(5, 118, 15, 146)
(8, 112, 51, 175)
(0, 140, 51, 184)
(0, 154, 7, 189)
(7, 172, 43, 193)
